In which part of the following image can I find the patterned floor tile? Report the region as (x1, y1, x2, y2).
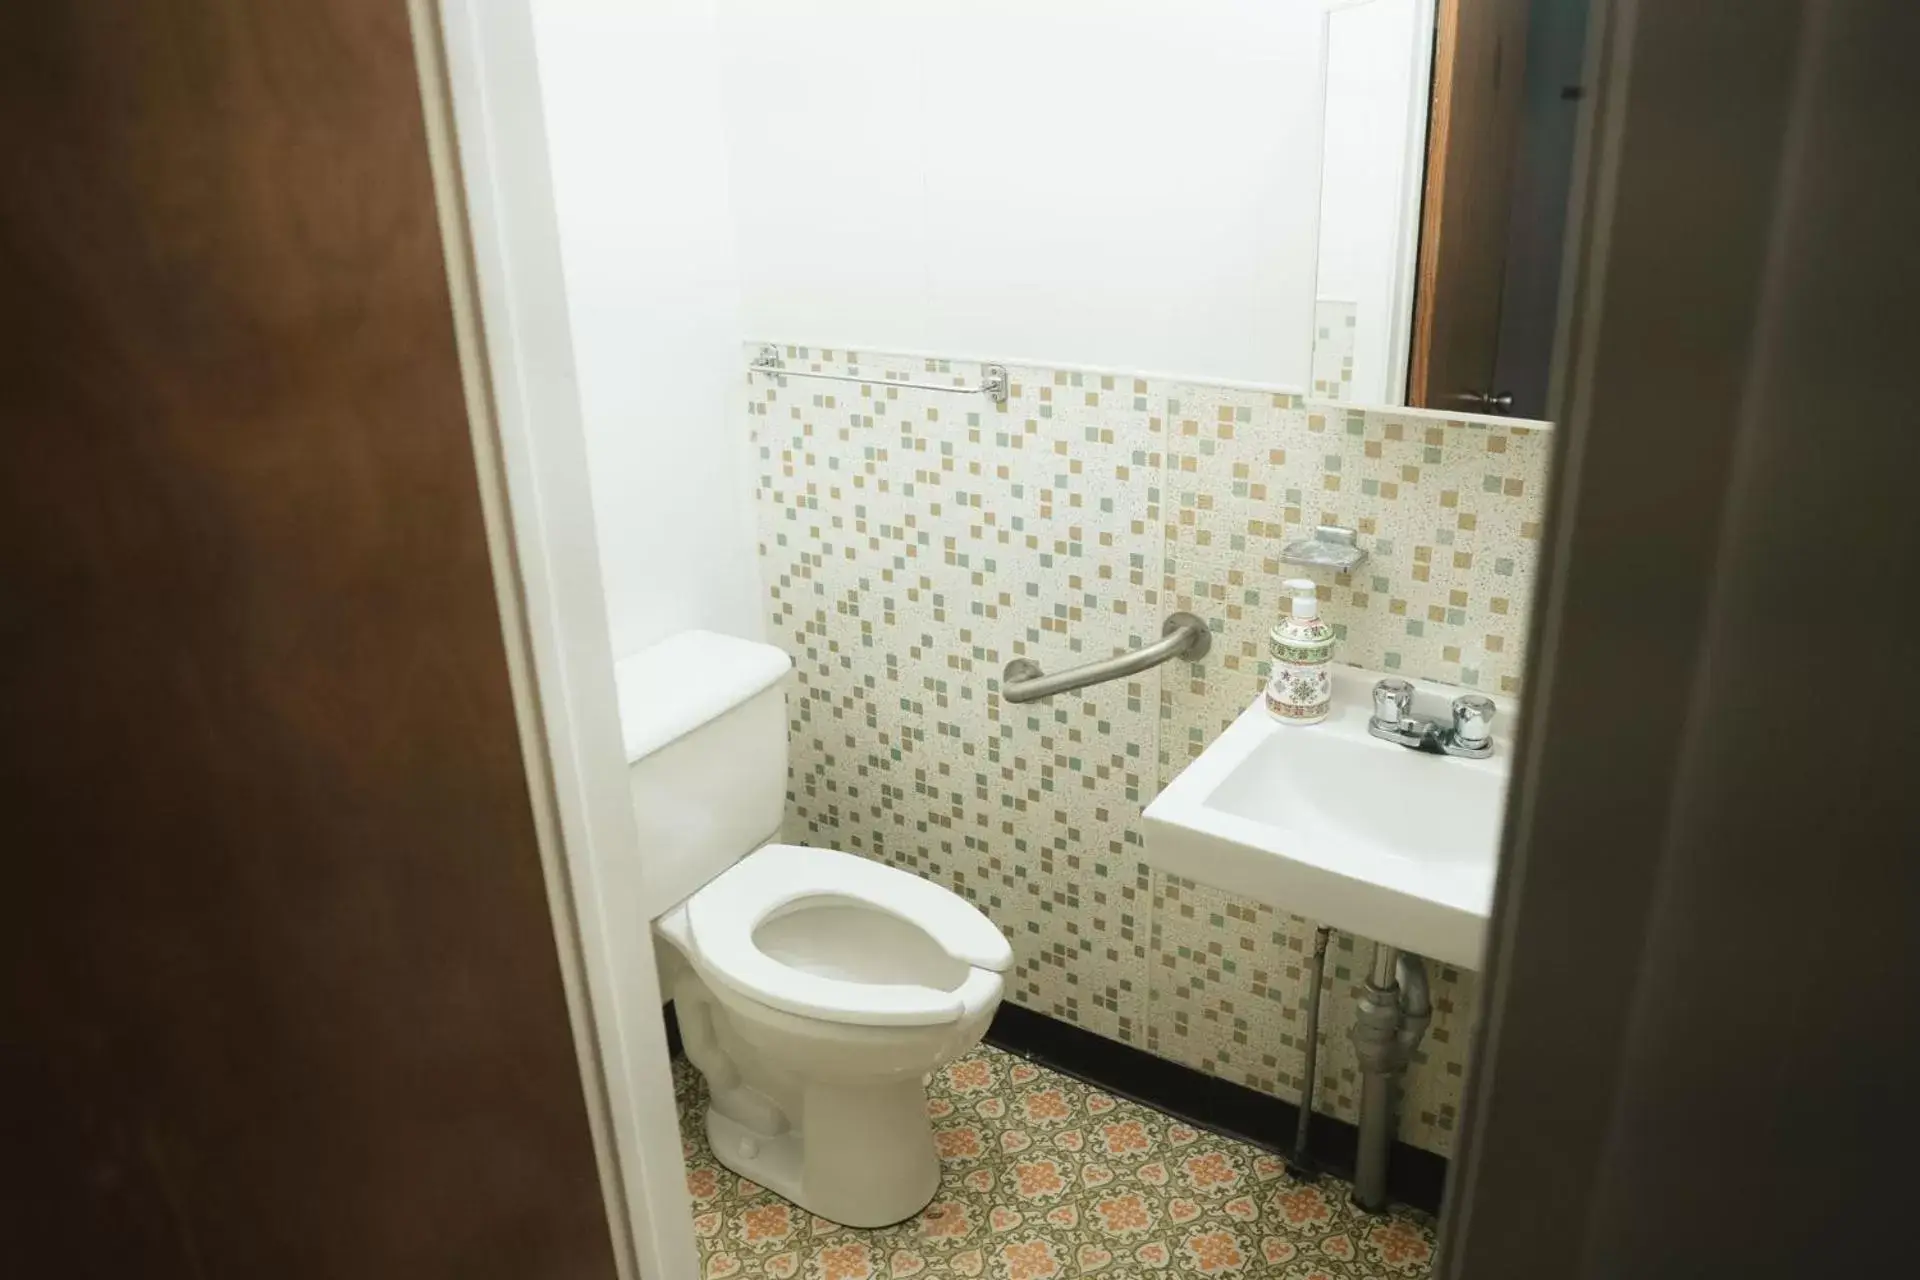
(675, 1045, 1436, 1280)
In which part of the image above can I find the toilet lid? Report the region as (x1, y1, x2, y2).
(686, 845, 1013, 1027)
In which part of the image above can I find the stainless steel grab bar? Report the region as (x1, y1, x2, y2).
(749, 344, 1010, 405)
(1000, 613, 1211, 703)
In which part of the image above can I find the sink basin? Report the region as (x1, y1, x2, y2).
(1144, 665, 1515, 968)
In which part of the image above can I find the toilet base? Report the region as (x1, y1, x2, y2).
(705, 1075, 941, 1229)
(654, 879, 1000, 1230)
(706, 1107, 805, 1209)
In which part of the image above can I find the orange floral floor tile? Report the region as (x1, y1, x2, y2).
(674, 1045, 1436, 1280)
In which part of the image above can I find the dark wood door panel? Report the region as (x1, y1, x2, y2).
(1409, 0, 1532, 409)
(0, 5, 619, 1277)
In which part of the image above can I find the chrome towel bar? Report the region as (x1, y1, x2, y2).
(1000, 613, 1211, 704)
(750, 344, 1010, 405)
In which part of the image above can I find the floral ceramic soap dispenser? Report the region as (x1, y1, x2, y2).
(1266, 579, 1335, 724)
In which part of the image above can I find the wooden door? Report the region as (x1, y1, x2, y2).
(1439, 2, 1919, 1274)
(1408, 0, 1533, 410)
(0, 4, 619, 1278)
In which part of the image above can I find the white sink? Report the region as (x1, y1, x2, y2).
(1144, 665, 1515, 969)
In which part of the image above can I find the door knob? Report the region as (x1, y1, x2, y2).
(1450, 390, 1515, 414)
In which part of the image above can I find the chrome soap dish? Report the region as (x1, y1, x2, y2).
(1281, 524, 1367, 573)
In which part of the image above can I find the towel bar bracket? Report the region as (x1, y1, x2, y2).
(751, 344, 1009, 405)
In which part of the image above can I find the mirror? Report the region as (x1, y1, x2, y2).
(1310, 0, 1592, 420)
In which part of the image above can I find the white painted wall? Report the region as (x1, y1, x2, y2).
(716, 0, 1331, 387)
(1314, 0, 1430, 404)
(531, 0, 764, 661)
(527, 0, 1381, 657)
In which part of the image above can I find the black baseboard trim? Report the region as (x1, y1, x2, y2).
(985, 1003, 1448, 1215)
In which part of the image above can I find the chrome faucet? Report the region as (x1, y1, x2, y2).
(1368, 678, 1496, 759)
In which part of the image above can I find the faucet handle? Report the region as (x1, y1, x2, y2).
(1451, 694, 1496, 749)
(1372, 678, 1414, 726)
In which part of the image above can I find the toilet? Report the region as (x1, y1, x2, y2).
(618, 630, 1011, 1229)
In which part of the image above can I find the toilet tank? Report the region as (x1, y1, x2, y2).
(615, 631, 793, 919)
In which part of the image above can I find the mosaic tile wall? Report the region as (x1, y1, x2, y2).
(1311, 301, 1358, 403)
(750, 345, 1550, 1157)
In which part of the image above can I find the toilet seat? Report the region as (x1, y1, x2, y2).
(686, 845, 1013, 1028)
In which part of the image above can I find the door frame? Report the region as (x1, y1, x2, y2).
(411, 4, 699, 1278)
(1383, 0, 1440, 405)
(1310, 0, 1438, 410)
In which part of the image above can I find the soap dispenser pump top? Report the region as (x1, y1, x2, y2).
(1266, 579, 1335, 724)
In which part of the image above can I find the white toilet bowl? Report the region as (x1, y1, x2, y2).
(656, 844, 1011, 1228)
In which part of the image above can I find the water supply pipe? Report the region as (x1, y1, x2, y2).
(1288, 926, 1333, 1175)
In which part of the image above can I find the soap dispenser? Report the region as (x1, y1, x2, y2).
(1266, 578, 1335, 724)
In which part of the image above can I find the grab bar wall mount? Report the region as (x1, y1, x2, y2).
(1000, 613, 1211, 703)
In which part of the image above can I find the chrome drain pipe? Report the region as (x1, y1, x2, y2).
(1349, 944, 1432, 1211)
